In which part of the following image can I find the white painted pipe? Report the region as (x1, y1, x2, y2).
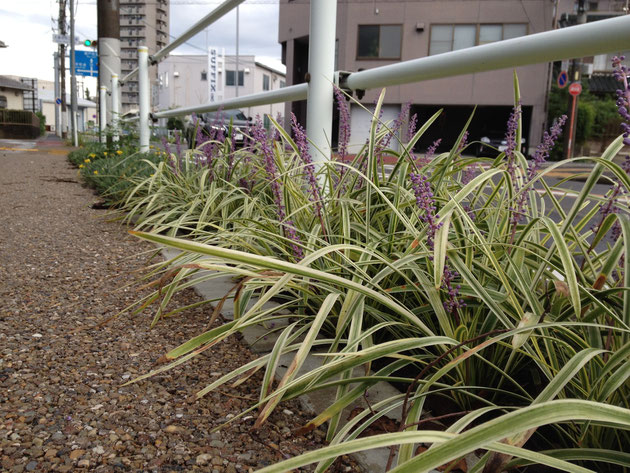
(138, 46, 150, 153)
(111, 74, 119, 143)
(99, 86, 107, 144)
(99, 37, 122, 124)
(151, 0, 245, 65)
(345, 15, 630, 92)
(305, 0, 337, 164)
(153, 83, 308, 119)
(120, 67, 138, 85)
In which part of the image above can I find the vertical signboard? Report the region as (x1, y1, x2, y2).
(208, 47, 224, 103)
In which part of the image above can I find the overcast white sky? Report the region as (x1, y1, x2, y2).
(0, 0, 283, 92)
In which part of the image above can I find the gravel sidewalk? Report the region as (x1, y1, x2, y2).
(0, 140, 358, 473)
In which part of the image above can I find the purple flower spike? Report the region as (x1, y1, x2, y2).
(410, 172, 442, 250)
(334, 87, 351, 163)
(528, 115, 567, 180)
(505, 102, 522, 182)
(612, 56, 630, 146)
(252, 118, 303, 260)
(442, 265, 465, 315)
(406, 113, 418, 143)
(416, 138, 441, 167)
(174, 130, 182, 160)
(291, 113, 324, 225)
(457, 131, 469, 155)
(381, 102, 411, 150)
(161, 135, 171, 156)
(596, 155, 630, 242)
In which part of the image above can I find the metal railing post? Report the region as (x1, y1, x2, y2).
(99, 85, 107, 144)
(138, 46, 150, 153)
(305, 0, 337, 165)
(111, 74, 120, 143)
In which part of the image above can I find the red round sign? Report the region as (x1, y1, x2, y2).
(568, 82, 582, 96)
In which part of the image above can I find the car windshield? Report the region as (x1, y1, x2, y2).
(203, 110, 247, 122)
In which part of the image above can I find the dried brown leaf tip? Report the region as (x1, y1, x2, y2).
(554, 280, 570, 298)
(416, 446, 467, 472)
(346, 408, 399, 436)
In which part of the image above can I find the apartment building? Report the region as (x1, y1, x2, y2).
(279, 0, 628, 154)
(119, 0, 169, 113)
(157, 54, 286, 125)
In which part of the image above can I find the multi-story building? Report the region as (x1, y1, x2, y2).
(278, 0, 628, 155)
(119, 0, 169, 113)
(157, 54, 286, 125)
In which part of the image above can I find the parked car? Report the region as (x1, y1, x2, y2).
(476, 132, 527, 157)
(185, 109, 252, 149)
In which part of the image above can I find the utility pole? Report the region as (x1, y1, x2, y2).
(97, 0, 121, 133)
(58, 0, 67, 139)
(564, 0, 586, 159)
(70, 0, 79, 146)
(54, 52, 61, 137)
(235, 5, 239, 98)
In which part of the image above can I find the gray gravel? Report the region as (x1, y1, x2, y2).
(0, 140, 359, 472)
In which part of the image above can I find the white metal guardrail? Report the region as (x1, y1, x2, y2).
(153, 84, 309, 119)
(119, 0, 245, 86)
(107, 0, 630, 157)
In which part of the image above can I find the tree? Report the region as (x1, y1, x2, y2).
(84, 87, 90, 100)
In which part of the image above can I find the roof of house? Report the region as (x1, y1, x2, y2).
(38, 88, 96, 108)
(589, 72, 622, 94)
(254, 61, 286, 77)
(0, 76, 33, 91)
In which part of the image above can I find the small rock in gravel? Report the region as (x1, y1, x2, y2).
(69, 449, 85, 460)
(196, 453, 213, 465)
(44, 448, 58, 458)
(77, 459, 90, 468)
(25, 461, 38, 471)
(92, 445, 105, 455)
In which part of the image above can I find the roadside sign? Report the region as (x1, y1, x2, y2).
(55, 98, 62, 105)
(557, 70, 568, 88)
(568, 82, 582, 96)
(53, 34, 81, 45)
(75, 50, 98, 78)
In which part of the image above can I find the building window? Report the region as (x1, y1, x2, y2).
(262, 74, 270, 90)
(429, 25, 476, 55)
(430, 23, 527, 55)
(0, 96, 6, 109)
(225, 70, 244, 86)
(357, 24, 402, 59)
(280, 80, 286, 88)
(479, 24, 527, 45)
(201, 71, 207, 81)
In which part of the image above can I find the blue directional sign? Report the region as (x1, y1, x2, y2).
(75, 50, 98, 78)
(557, 70, 568, 89)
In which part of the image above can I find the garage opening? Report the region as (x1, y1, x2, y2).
(411, 105, 533, 156)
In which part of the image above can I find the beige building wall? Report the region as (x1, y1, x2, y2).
(157, 54, 286, 124)
(279, 0, 562, 154)
(2, 90, 24, 110)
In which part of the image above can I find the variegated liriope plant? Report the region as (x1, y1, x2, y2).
(117, 76, 630, 472)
